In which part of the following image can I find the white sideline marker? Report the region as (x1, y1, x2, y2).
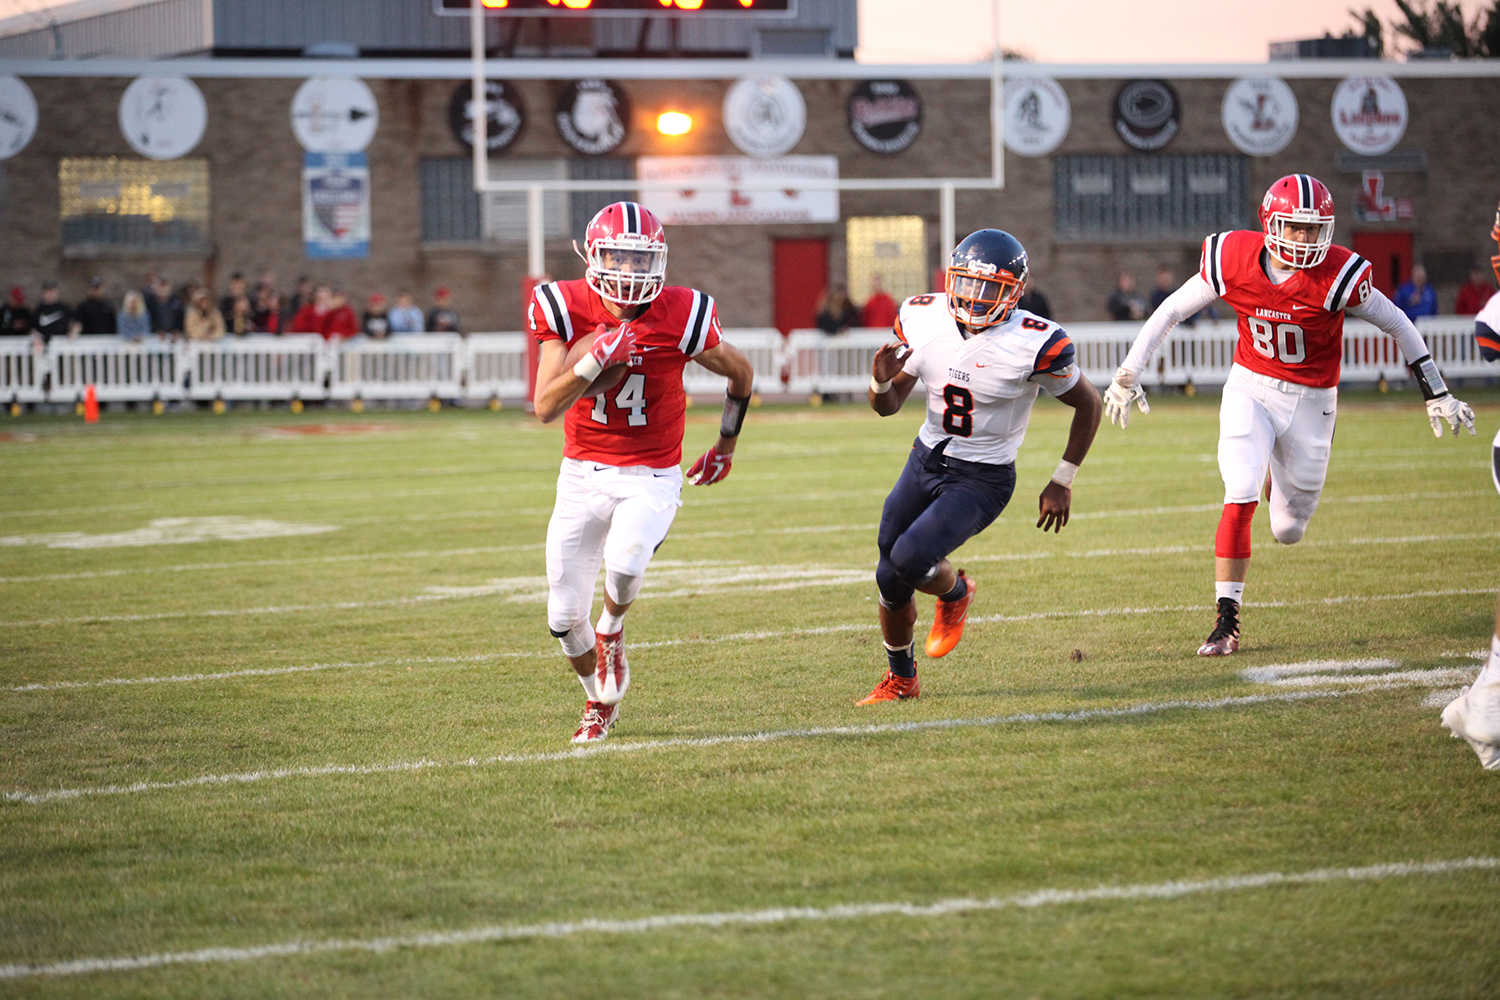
(0, 857, 1493, 980)
(0, 688, 1426, 806)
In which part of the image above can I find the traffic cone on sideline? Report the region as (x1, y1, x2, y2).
(83, 384, 99, 423)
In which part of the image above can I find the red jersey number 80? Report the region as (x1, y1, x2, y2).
(1248, 317, 1306, 365)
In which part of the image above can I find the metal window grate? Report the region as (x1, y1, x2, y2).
(1054, 154, 1249, 239)
(420, 158, 482, 243)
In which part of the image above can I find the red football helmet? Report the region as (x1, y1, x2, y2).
(576, 201, 668, 306)
(1259, 174, 1335, 269)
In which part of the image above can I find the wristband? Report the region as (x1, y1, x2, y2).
(1406, 354, 1448, 401)
(871, 376, 893, 394)
(720, 392, 751, 438)
(1051, 459, 1079, 488)
(573, 353, 604, 383)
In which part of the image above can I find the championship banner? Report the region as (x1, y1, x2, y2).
(637, 155, 838, 225)
(302, 152, 370, 259)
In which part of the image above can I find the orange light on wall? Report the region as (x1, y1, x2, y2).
(546, 0, 594, 8)
(659, 0, 706, 7)
(481, 0, 509, 7)
(657, 111, 693, 136)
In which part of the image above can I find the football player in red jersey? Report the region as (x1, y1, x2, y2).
(1441, 197, 1500, 769)
(530, 201, 754, 743)
(1104, 174, 1475, 657)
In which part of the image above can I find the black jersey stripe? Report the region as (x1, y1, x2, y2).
(1326, 255, 1366, 312)
(538, 282, 573, 342)
(1206, 232, 1224, 296)
(682, 291, 712, 356)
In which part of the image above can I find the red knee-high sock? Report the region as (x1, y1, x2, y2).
(1214, 501, 1257, 559)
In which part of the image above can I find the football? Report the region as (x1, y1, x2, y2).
(563, 329, 629, 398)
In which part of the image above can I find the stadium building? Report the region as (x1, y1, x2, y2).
(0, 0, 1496, 332)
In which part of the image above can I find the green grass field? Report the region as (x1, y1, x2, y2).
(2, 389, 1499, 998)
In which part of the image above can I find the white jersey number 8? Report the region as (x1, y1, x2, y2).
(1249, 317, 1306, 364)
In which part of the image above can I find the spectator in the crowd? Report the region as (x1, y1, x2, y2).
(142, 271, 167, 332)
(256, 270, 277, 300)
(427, 286, 460, 333)
(155, 276, 185, 336)
(253, 286, 281, 333)
(218, 271, 248, 326)
(32, 280, 77, 346)
(860, 275, 898, 329)
(815, 284, 860, 334)
(1107, 272, 1146, 322)
(284, 275, 314, 328)
(388, 290, 424, 333)
(225, 294, 255, 336)
(1394, 264, 1438, 320)
(289, 285, 330, 334)
(1148, 266, 1175, 313)
(322, 288, 359, 340)
(184, 287, 226, 341)
(362, 293, 391, 338)
(1017, 285, 1052, 320)
(75, 276, 117, 335)
(117, 290, 151, 342)
(1454, 264, 1495, 316)
(4, 286, 32, 335)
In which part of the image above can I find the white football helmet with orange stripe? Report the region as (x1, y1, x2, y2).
(1260, 174, 1335, 269)
(576, 201, 668, 306)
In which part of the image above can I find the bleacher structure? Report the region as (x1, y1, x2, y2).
(1, 319, 1490, 408)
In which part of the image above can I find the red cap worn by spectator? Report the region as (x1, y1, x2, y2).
(9, 287, 23, 305)
(369, 293, 386, 305)
(435, 286, 450, 298)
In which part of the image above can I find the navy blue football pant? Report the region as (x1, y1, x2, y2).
(876, 437, 1016, 607)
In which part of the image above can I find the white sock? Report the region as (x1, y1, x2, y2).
(597, 609, 625, 635)
(1215, 581, 1245, 604)
(1478, 634, 1500, 687)
(578, 671, 599, 701)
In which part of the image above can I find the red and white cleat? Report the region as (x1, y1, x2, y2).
(1196, 598, 1241, 657)
(925, 570, 976, 658)
(571, 700, 620, 744)
(595, 629, 629, 705)
(856, 670, 921, 705)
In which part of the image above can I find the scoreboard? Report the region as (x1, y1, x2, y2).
(436, 0, 795, 15)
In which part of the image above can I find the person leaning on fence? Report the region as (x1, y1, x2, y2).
(861, 276, 898, 329)
(428, 287, 460, 334)
(253, 286, 281, 333)
(32, 280, 77, 347)
(388, 290, 424, 333)
(185, 287, 226, 342)
(4, 286, 32, 336)
(75, 276, 117, 335)
(226, 294, 254, 336)
(816, 285, 860, 334)
(1454, 264, 1495, 316)
(1106, 271, 1146, 322)
(289, 286, 330, 335)
(1394, 264, 1438, 321)
(323, 288, 358, 340)
(219, 272, 249, 327)
(117, 290, 151, 343)
(363, 293, 391, 338)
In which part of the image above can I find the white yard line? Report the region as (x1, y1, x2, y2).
(0, 856, 1492, 980)
(0, 688, 1440, 806)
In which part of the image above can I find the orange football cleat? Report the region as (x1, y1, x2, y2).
(856, 670, 920, 705)
(924, 570, 976, 658)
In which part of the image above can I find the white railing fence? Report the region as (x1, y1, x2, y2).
(1, 318, 1490, 406)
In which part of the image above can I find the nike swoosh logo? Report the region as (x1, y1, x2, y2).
(592, 464, 610, 471)
(1323, 409, 1335, 415)
(974, 363, 993, 368)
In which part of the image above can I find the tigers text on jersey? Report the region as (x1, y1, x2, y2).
(530, 280, 720, 468)
(897, 294, 1079, 466)
(1201, 229, 1373, 388)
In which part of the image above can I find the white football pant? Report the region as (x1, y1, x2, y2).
(546, 458, 683, 642)
(1218, 365, 1337, 545)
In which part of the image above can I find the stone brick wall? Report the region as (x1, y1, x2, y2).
(2, 68, 1496, 331)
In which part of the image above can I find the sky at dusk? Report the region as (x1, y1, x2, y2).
(0, 0, 1488, 64)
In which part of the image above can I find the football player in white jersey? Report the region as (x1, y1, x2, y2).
(1441, 198, 1500, 769)
(857, 229, 1103, 704)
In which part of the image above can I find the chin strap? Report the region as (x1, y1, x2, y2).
(1406, 354, 1449, 400)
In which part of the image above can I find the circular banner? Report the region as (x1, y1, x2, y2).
(1222, 77, 1298, 156)
(847, 80, 921, 155)
(119, 76, 206, 160)
(449, 79, 524, 152)
(555, 79, 629, 156)
(1003, 76, 1070, 157)
(291, 76, 379, 154)
(0, 75, 37, 160)
(1113, 79, 1179, 152)
(1331, 76, 1407, 155)
(723, 76, 805, 159)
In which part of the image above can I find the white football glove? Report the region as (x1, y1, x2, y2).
(1103, 367, 1150, 429)
(1425, 393, 1476, 438)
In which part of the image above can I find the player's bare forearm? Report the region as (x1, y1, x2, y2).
(694, 342, 754, 398)
(1057, 377, 1103, 465)
(532, 341, 589, 423)
(868, 372, 916, 416)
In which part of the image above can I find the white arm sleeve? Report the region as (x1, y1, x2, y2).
(1345, 286, 1430, 362)
(1120, 274, 1219, 375)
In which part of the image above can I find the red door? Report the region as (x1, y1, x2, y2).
(1352, 231, 1413, 298)
(773, 238, 828, 336)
